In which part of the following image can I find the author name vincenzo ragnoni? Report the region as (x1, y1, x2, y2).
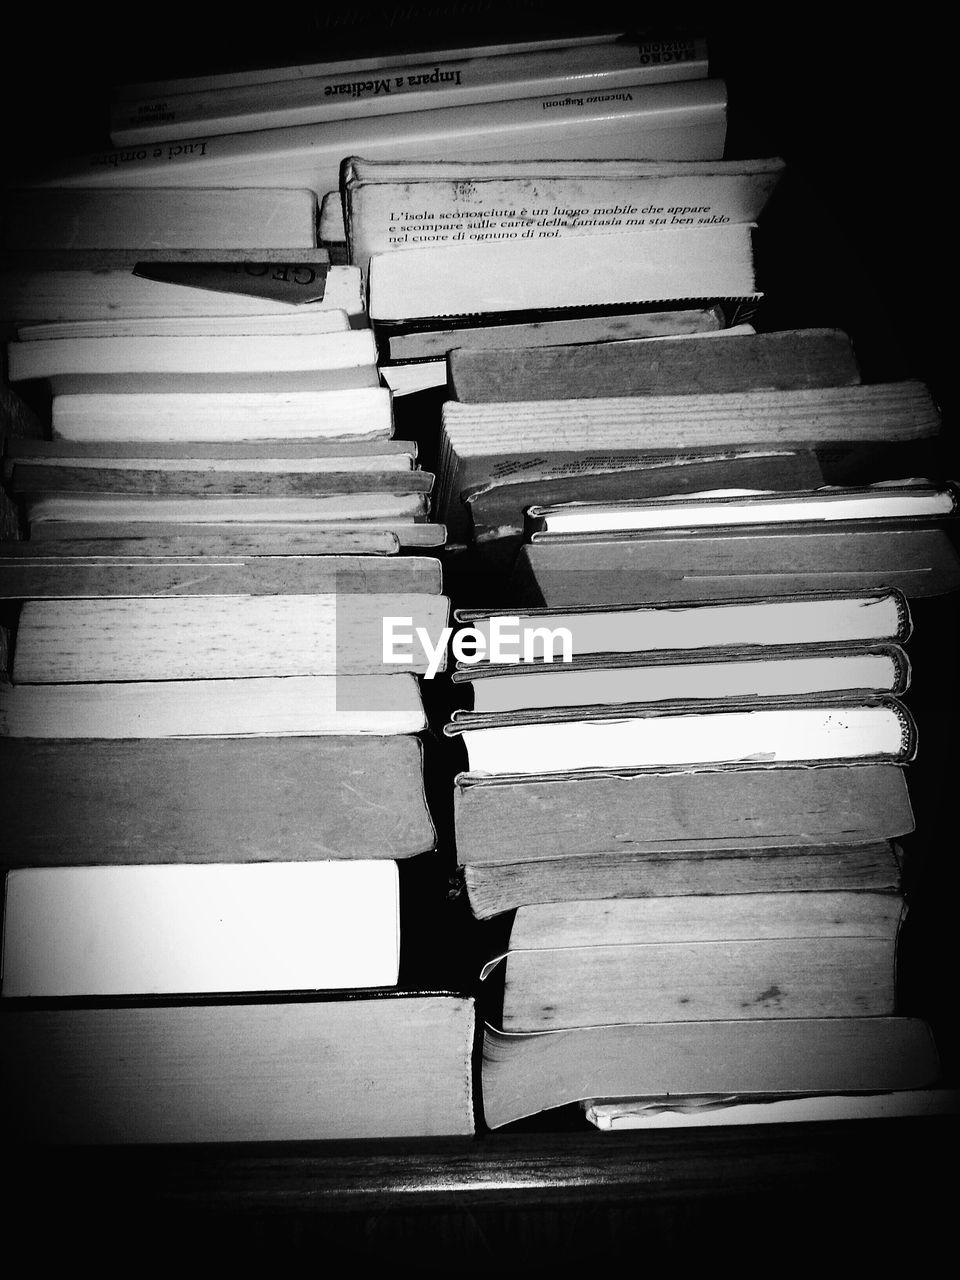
(383, 616, 573, 678)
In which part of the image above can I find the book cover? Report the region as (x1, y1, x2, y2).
(481, 1016, 942, 1128)
(1, 993, 477, 1141)
(344, 154, 783, 276)
(1, 861, 401, 996)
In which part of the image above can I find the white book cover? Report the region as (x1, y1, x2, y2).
(1, 862, 400, 996)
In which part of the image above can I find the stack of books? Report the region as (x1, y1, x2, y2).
(445, 591, 955, 1130)
(0, 181, 475, 1143)
(2, 18, 956, 1147)
(362, 157, 957, 1128)
(18, 27, 726, 207)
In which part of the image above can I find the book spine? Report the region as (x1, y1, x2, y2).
(110, 30, 639, 98)
(28, 80, 728, 197)
(109, 41, 710, 144)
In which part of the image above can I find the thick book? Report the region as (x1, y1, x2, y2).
(367, 222, 758, 326)
(447, 697, 918, 777)
(48, 384, 394, 443)
(435, 380, 942, 545)
(481, 1016, 942, 1128)
(0, 672, 427, 737)
(342, 154, 782, 276)
(1, 861, 400, 997)
(451, 591, 914, 657)
(22, 79, 728, 198)
(1, 992, 476, 1141)
(484, 891, 905, 1031)
(453, 762, 915, 864)
(461, 840, 905, 921)
(450, 643, 911, 714)
(9, 592, 451, 681)
(0, 187, 320, 251)
(0, 733, 436, 865)
(511, 526, 960, 605)
(111, 40, 711, 144)
(0, 550, 441, 597)
(380, 318, 760, 392)
(447, 326, 859, 402)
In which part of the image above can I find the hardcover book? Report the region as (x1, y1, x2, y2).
(481, 1016, 942, 1128)
(1, 992, 477, 1141)
(484, 891, 906, 1031)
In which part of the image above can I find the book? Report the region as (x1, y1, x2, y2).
(9, 593, 451, 681)
(454, 448, 824, 557)
(511, 526, 960, 605)
(343, 154, 784, 277)
(22, 79, 729, 198)
(0, 672, 427, 736)
(0, 733, 437, 866)
(48, 384, 394, 442)
(112, 24, 641, 98)
(525, 480, 960, 539)
(453, 762, 915, 864)
(435, 380, 942, 546)
(24, 519, 450, 550)
(21, 492, 431, 530)
(461, 840, 905, 921)
(481, 1016, 942, 1128)
(0, 262, 365, 322)
(447, 326, 859, 402)
(484, 891, 905, 1031)
(0, 551, 441, 597)
(448, 697, 918, 777)
(0, 187, 320, 251)
(14, 308, 353, 341)
(110, 40, 711, 145)
(452, 590, 914, 657)
(1, 861, 400, 996)
(0, 992, 476, 1141)
(382, 303, 729, 363)
(2, 434, 416, 463)
(582, 1088, 960, 1130)
(367, 223, 759, 327)
(380, 318, 761, 395)
(9, 463, 433, 498)
(9, 526, 407, 557)
(5, 327, 380, 387)
(450, 643, 912, 714)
